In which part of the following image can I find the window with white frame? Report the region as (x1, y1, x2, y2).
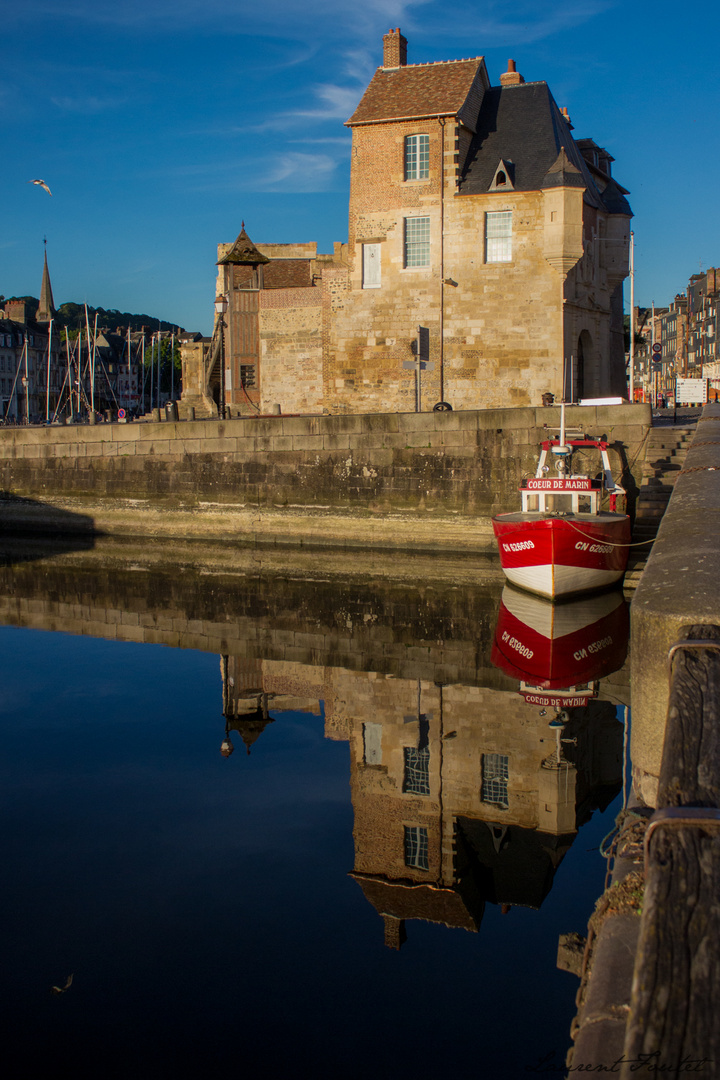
(362, 243, 381, 289)
(404, 216, 430, 268)
(481, 753, 509, 808)
(403, 746, 430, 795)
(404, 134, 429, 181)
(486, 211, 513, 263)
(404, 825, 429, 870)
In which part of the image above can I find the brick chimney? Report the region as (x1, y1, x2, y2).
(500, 59, 525, 86)
(383, 27, 407, 69)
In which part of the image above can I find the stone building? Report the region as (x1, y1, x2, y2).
(215, 656, 623, 947)
(186, 29, 631, 417)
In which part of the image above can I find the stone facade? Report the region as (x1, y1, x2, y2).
(187, 30, 631, 417)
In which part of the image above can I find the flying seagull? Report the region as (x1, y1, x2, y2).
(29, 179, 52, 196)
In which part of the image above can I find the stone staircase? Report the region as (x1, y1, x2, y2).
(623, 425, 696, 589)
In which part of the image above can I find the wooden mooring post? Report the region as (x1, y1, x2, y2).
(622, 625, 720, 1078)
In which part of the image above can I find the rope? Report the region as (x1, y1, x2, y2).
(565, 519, 655, 548)
(678, 465, 719, 475)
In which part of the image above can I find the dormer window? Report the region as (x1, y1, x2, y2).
(489, 159, 514, 191)
(404, 134, 429, 181)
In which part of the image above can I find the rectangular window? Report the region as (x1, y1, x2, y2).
(481, 753, 509, 808)
(363, 722, 383, 765)
(403, 746, 430, 795)
(404, 134, 429, 181)
(486, 211, 513, 263)
(404, 216, 430, 268)
(362, 243, 381, 289)
(404, 825, 429, 870)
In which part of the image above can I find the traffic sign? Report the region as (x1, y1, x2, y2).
(652, 343, 662, 353)
(117, 408, 126, 419)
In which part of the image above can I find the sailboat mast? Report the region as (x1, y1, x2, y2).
(24, 336, 30, 421)
(66, 333, 74, 421)
(45, 318, 53, 424)
(91, 313, 98, 415)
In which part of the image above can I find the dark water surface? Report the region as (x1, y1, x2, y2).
(0, 540, 629, 1080)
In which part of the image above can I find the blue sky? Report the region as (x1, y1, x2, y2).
(3, 0, 719, 335)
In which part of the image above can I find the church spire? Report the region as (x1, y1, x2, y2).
(36, 244, 55, 323)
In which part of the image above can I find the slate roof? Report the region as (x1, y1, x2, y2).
(346, 58, 486, 127)
(459, 81, 631, 216)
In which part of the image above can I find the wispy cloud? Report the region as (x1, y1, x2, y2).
(262, 151, 339, 191)
(7, 0, 429, 33)
(163, 150, 343, 194)
(402, 0, 616, 46)
(51, 94, 129, 114)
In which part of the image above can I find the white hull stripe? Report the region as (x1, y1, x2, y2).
(501, 585, 624, 638)
(502, 563, 624, 600)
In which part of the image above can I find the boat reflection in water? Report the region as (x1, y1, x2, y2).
(0, 542, 635, 1076)
(215, 589, 629, 947)
(491, 585, 629, 704)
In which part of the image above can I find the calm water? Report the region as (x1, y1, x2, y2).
(0, 540, 629, 1080)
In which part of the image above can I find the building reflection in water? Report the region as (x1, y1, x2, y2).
(218, 586, 629, 949)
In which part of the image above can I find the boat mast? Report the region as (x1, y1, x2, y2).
(92, 313, 98, 415)
(24, 335, 30, 421)
(45, 318, 53, 424)
(629, 231, 635, 401)
(66, 333, 74, 421)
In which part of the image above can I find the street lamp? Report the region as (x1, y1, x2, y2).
(214, 294, 228, 420)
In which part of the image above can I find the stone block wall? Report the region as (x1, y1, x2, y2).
(259, 287, 323, 413)
(630, 404, 720, 806)
(0, 404, 650, 526)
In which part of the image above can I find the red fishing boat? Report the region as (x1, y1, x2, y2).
(490, 585, 629, 705)
(492, 406, 631, 599)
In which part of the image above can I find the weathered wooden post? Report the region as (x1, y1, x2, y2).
(622, 625, 720, 1078)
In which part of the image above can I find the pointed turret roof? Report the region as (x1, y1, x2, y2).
(227, 711, 275, 754)
(36, 251, 55, 323)
(217, 223, 270, 266)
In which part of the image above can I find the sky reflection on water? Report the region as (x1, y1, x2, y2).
(0, 557, 628, 1080)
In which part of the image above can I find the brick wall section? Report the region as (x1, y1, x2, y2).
(0, 403, 651, 518)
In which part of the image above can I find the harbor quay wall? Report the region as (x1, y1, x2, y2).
(0, 544, 510, 688)
(631, 403, 720, 806)
(0, 403, 651, 546)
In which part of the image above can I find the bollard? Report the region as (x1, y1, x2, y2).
(187, 406, 195, 421)
(165, 401, 179, 422)
(272, 404, 281, 415)
(152, 407, 161, 423)
(88, 412, 96, 425)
